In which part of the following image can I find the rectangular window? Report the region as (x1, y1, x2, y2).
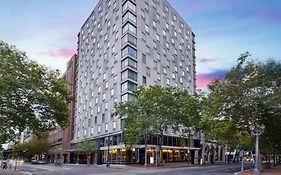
(122, 33, 137, 47)
(123, 11, 136, 23)
(122, 45, 137, 59)
(121, 58, 137, 70)
(122, 0, 136, 13)
(143, 76, 147, 84)
(142, 54, 146, 64)
(121, 81, 137, 92)
(121, 69, 137, 81)
(122, 22, 137, 35)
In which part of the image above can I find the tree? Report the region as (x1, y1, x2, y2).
(76, 140, 97, 165)
(13, 132, 49, 161)
(115, 86, 201, 165)
(201, 52, 281, 163)
(0, 41, 73, 142)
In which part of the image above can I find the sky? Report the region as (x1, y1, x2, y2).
(0, 0, 281, 90)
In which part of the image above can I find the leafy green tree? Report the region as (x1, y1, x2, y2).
(13, 132, 49, 160)
(115, 86, 201, 165)
(76, 140, 97, 165)
(201, 52, 281, 162)
(0, 41, 73, 142)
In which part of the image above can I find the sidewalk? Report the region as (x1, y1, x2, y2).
(0, 169, 30, 175)
(240, 165, 281, 175)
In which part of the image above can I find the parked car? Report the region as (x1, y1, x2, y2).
(245, 156, 254, 162)
(31, 160, 46, 164)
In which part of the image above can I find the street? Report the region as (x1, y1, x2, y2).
(0, 163, 253, 175)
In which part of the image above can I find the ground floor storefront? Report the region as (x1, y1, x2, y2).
(99, 145, 201, 165)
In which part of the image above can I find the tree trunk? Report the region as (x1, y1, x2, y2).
(86, 154, 90, 166)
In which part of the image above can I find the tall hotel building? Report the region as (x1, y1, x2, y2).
(73, 0, 198, 164)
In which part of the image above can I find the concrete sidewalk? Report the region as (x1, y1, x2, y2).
(240, 165, 281, 175)
(0, 170, 31, 175)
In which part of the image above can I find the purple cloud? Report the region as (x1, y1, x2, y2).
(186, 1, 211, 11)
(252, 11, 281, 23)
(197, 69, 228, 89)
(198, 58, 217, 64)
(42, 48, 76, 59)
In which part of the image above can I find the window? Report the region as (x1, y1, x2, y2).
(163, 67, 167, 74)
(97, 106, 100, 113)
(167, 78, 170, 85)
(146, 67, 150, 76)
(122, 45, 137, 58)
(113, 121, 116, 130)
(123, 11, 136, 23)
(156, 34, 160, 41)
(91, 127, 94, 135)
(145, 24, 149, 33)
(102, 114, 105, 123)
(121, 58, 137, 70)
(180, 77, 183, 84)
(143, 76, 147, 84)
(156, 13, 160, 21)
(141, 9, 145, 18)
(111, 89, 115, 96)
(105, 123, 108, 132)
(105, 102, 108, 110)
(123, 0, 136, 13)
(103, 93, 106, 100)
(163, 30, 166, 37)
(122, 33, 137, 47)
(105, 82, 108, 89)
(121, 81, 137, 92)
(142, 54, 146, 64)
(98, 125, 101, 133)
(84, 129, 87, 136)
(121, 69, 137, 81)
(153, 21, 157, 28)
(121, 93, 137, 102)
(142, 32, 146, 41)
(156, 53, 160, 60)
(122, 22, 137, 35)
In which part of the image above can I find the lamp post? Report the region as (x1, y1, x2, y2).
(106, 136, 112, 167)
(250, 124, 265, 175)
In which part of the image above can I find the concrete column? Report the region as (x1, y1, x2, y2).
(218, 146, 221, 161)
(222, 147, 226, 162)
(201, 145, 205, 164)
(194, 150, 199, 164)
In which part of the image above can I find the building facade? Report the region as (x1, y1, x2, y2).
(48, 54, 77, 163)
(73, 0, 198, 164)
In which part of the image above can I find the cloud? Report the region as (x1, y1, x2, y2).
(186, 1, 211, 11)
(42, 48, 76, 59)
(197, 69, 228, 89)
(198, 58, 217, 64)
(252, 11, 281, 23)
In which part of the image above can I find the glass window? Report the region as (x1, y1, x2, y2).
(143, 76, 147, 84)
(122, 33, 137, 47)
(142, 54, 146, 64)
(123, 11, 136, 23)
(121, 81, 137, 92)
(121, 69, 137, 81)
(122, 22, 137, 35)
(123, 0, 136, 13)
(122, 58, 137, 70)
(122, 45, 137, 58)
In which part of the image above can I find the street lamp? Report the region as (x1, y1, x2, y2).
(250, 124, 265, 175)
(106, 136, 112, 167)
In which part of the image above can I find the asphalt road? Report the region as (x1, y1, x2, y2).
(14, 162, 253, 175)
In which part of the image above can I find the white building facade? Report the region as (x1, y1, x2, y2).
(73, 0, 200, 164)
